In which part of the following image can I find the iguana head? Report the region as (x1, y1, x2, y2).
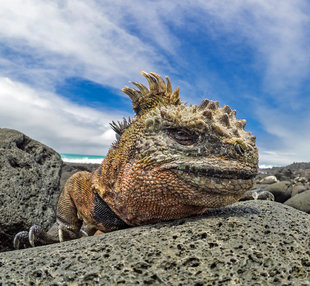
(102, 72, 258, 225)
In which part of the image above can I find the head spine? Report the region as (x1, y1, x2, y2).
(117, 72, 256, 144)
(121, 71, 180, 116)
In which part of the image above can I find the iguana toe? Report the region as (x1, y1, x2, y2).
(29, 225, 47, 247)
(13, 231, 30, 249)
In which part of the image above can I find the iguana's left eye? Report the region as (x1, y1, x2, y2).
(167, 129, 199, 145)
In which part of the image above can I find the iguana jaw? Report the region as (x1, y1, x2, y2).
(174, 170, 254, 194)
(173, 165, 256, 180)
(159, 161, 257, 195)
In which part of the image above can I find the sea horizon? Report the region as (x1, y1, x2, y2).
(60, 153, 105, 164)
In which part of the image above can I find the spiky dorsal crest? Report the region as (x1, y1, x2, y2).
(110, 117, 132, 143)
(121, 71, 180, 116)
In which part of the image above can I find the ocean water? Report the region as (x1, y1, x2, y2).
(60, 154, 105, 164)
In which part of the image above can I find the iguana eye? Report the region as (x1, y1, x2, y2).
(168, 129, 199, 145)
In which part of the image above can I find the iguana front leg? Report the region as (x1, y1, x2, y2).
(14, 171, 94, 249)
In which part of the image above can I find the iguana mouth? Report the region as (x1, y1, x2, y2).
(166, 165, 256, 195)
(159, 162, 257, 183)
(173, 165, 256, 180)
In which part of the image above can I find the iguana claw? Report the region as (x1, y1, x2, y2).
(13, 223, 62, 249)
(13, 231, 30, 250)
(29, 225, 46, 247)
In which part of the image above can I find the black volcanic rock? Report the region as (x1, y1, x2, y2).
(0, 129, 62, 252)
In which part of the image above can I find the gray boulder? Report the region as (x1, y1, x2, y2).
(284, 190, 310, 214)
(291, 183, 308, 197)
(265, 181, 292, 203)
(259, 175, 278, 184)
(294, 176, 308, 184)
(0, 201, 309, 285)
(0, 129, 62, 252)
(302, 169, 310, 181)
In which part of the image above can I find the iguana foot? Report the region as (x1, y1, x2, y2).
(13, 222, 86, 249)
(240, 189, 274, 201)
(14, 224, 59, 249)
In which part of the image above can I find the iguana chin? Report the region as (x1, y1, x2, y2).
(14, 71, 258, 249)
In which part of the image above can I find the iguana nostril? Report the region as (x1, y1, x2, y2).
(235, 143, 245, 156)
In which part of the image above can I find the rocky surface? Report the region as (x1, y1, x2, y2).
(0, 201, 309, 285)
(253, 162, 310, 213)
(284, 190, 310, 213)
(0, 128, 100, 253)
(0, 129, 62, 252)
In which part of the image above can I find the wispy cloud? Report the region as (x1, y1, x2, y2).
(256, 104, 310, 166)
(0, 77, 122, 154)
(0, 1, 310, 165)
(0, 0, 169, 89)
(192, 1, 310, 99)
(1, 1, 309, 95)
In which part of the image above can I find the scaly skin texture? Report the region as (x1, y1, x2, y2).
(14, 71, 258, 249)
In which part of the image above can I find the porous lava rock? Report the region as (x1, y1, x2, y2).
(0, 129, 62, 252)
(1, 201, 309, 285)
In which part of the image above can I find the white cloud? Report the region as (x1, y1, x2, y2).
(259, 150, 300, 167)
(0, 0, 169, 89)
(256, 104, 310, 166)
(0, 0, 310, 165)
(1, 0, 309, 96)
(0, 77, 123, 154)
(191, 1, 310, 100)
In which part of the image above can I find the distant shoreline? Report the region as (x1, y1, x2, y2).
(60, 153, 105, 164)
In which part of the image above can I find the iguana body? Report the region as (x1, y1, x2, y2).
(14, 72, 258, 248)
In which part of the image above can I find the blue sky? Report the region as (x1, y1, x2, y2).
(1, 1, 310, 167)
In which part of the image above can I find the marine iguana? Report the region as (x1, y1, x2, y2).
(14, 71, 259, 249)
